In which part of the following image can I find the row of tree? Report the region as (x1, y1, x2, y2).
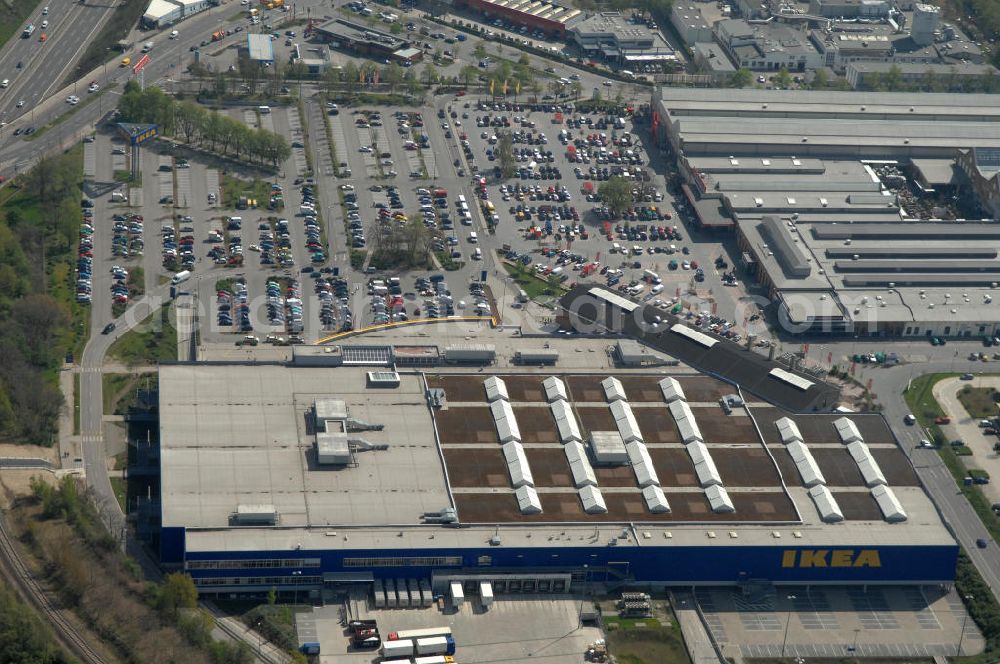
(118, 81, 291, 167)
(0, 149, 84, 445)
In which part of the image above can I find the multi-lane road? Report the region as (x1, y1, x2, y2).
(0, 0, 116, 124)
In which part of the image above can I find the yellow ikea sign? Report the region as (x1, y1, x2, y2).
(781, 549, 881, 568)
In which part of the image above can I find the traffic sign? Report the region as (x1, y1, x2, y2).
(132, 53, 150, 74)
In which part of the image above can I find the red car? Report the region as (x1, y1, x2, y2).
(934, 416, 951, 425)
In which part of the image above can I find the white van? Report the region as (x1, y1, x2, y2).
(612, 242, 621, 253)
(457, 194, 467, 204)
(258, 105, 271, 114)
(171, 270, 191, 285)
(651, 284, 665, 294)
(469, 232, 478, 243)
(473, 247, 482, 260)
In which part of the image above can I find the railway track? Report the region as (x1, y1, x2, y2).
(0, 512, 111, 664)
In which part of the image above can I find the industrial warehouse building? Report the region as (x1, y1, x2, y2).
(152, 336, 956, 599)
(456, 0, 583, 38)
(651, 87, 1000, 336)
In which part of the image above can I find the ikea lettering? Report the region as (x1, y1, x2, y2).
(781, 549, 881, 568)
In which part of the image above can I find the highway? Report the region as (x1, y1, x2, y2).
(0, 0, 116, 125)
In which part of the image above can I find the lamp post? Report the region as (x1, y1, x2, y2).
(957, 594, 974, 656)
(780, 594, 797, 658)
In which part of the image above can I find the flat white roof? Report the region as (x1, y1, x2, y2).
(158, 365, 449, 529)
(769, 368, 814, 391)
(671, 323, 718, 348)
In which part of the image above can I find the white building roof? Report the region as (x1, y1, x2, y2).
(490, 399, 521, 443)
(579, 485, 608, 514)
(846, 441, 887, 487)
(589, 430, 629, 464)
(786, 440, 826, 487)
(626, 441, 660, 487)
(658, 377, 686, 403)
(687, 441, 723, 487)
(484, 376, 509, 402)
(775, 416, 804, 444)
(668, 400, 703, 444)
(872, 484, 907, 522)
(610, 400, 643, 443)
(564, 441, 598, 487)
(502, 441, 534, 488)
(642, 484, 671, 513)
(601, 376, 627, 402)
(514, 485, 543, 514)
(550, 399, 583, 443)
(833, 416, 863, 444)
(143, 0, 180, 21)
(808, 484, 844, 522)
(542, 376, 568, 402)
(705, 484, 735, 513)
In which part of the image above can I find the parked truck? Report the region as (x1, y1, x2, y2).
(388, 627, 452, 641)
(415, 635, 456, 656)
(211, 30, 224, 41)
(381, 638, 414, 659)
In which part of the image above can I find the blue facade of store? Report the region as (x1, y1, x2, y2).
(164, 528, 959, 588)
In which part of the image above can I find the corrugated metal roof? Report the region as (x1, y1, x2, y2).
(491, 399, 521, 443)
(687, 441, 723, 487)
(669, 400, 703, 444)
(543, 376, 568, 402)
(610, 400, 643, 443)
(579, 485, 608, 514)
(502, 441, 534, 488)
(786, 440, 826, 487)
(592, 287, 639, 312)
(847, 441, 887, 487)
(705, 484, 735, 513)
(565, 441, 598, 488)
(872, 484, 907, 522)
(833, 416, 863, 443)
(769, 367, 814, 391)
(602, 376, 627, 402)
(775, 416, 803, 444)
(550, 399, 583, 443)
(671, 323, 718, 348)
(808, 484, 844, 522)
(658, 377, 686, 403)
(642, 484, 671, 513)
(515, 485, 543, 514)
(484, 376, 509, 402)
(626, 441, 660, 487)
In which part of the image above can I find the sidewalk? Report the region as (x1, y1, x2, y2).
(672, 590, 727, 664)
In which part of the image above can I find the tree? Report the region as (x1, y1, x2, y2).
(390, 21, 403, 34)
(422, 63, 438, 86)
(496, 130, 516, 179)
(730, 67, 753, 88)
(598, 175, 633, 218)
(156, 572, 198, 618)
(774, 67, 792, 89)
(570, 81, 583, 99)
(343, 61, 360, 87)
(883, 64, 903, 91)
(460, 64, 479, 87)
(474, 42, 487, 60)
(810, 68, 829, 89)
(383, 62, 404, 93)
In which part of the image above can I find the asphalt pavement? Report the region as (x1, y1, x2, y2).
(869, 360, 1000, 599)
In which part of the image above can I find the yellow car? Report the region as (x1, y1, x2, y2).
(121, 56, 131, 66)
